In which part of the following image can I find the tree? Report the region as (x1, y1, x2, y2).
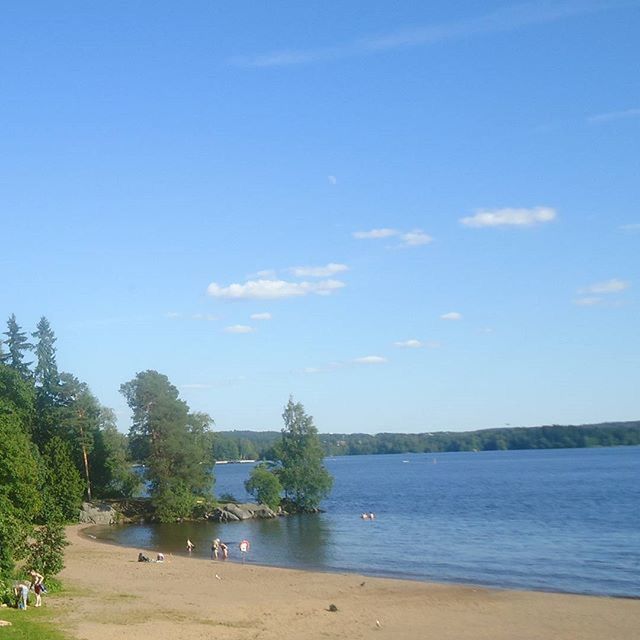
(41, 436, 85, 523)
(274, 397, 333, 512)
(32, 317, 61, 448)
(245, 464, 282, 510)
(0, 408, 42, 576)
(120, 370, 213, 521)
(1, 314, 32, 378)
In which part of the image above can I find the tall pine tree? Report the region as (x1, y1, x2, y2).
(1, 314, 32, 378)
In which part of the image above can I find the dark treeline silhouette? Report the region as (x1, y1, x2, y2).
(215, 421, 640, 460)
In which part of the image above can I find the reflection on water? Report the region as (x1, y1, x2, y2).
(90, 513, 331, 569)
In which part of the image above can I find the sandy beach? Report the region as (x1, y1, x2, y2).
(50, 525, 639, 640)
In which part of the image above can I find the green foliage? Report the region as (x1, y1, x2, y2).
(26, 521, 68, 577)
(218, 492, 239, 503)
(120, 370, 214, 521)
(274, 397, 333, 512)
(244, 463, 282, 509)
(41, 436, 84, 523)
(1, 314, 32, 378)
(152, 480, 197, 522)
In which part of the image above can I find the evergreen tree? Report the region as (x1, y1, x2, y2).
(1, 314, 32, 378)
(120, 370, 213, 521)
(31, 317, 61, 448)
(274, 397, 333, 512)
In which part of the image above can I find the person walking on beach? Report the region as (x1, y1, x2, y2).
(186, 538, 195, 553)
(28, 570, 44, 607)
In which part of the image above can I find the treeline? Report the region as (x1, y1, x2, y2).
(0, 314, 141, 597)
(215, 421, 640, 459)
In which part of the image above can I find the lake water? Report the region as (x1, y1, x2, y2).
(90, 447, 640, 597)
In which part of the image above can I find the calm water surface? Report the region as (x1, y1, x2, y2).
(90, 447, 640, 597)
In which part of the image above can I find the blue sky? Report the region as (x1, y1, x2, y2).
(1, 1, 638, 434)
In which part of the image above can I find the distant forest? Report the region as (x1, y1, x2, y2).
(212, 421, 640, 461)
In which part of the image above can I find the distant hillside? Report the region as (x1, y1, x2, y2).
(213, 420, 640, 460)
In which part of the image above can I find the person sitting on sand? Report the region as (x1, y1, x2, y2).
(156, 553, 165, 562)
(138, 552, 150, 562)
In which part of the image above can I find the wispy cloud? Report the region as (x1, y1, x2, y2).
(353, 228, 398, 240)
(166, 312, 218, 321)
(353, 227, 432, 247)
(353, 355, 388, 365)
(231, 1, 631, 68)
(580, 278, 630, 294)
(250, 312, 272, 321)
(441, 312, 463, 321)
(208, 278, 345, 300)
(460, 207, 557, 228)
(328, 175, 337, 185)
(573, 296, 604, 306)
(224, 324, 255, 334)
(619, 223, 640, 232)
(399, 230, 433, 247)
(394, 339, 424, 349)
(289, 263, 349, 277)
(587, 108, 640, 124)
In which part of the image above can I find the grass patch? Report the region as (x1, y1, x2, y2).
(0, 607, 71, 639)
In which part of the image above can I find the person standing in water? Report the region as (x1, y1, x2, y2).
(186, 539, 195, 553)
(211, 538, 220, 560)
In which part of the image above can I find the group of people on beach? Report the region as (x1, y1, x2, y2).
(12, 569, 45, 610)
(137, 537, 242, 564)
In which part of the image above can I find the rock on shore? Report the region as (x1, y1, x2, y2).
(208, 502, 277, 522)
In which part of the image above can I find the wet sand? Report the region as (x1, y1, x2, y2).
(52, 525, 639, 639)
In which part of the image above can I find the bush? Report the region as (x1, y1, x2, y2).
(26, 521, 68, 577)
(244, 464, 282, 510)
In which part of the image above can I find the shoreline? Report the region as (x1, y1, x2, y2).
(79, 523, 640, 601)
(49, 525, 640, 639)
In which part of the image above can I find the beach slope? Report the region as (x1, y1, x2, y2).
(52, 525, 639, 640)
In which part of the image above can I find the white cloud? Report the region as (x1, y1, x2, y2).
(224, 324, 255, 334)
(231, 2, 622, 68)
(250, 312, 272, 321)
(460, 207, 557, 228)
(587, 108, 640, 124)
(581, 279, 630, 294)
(394, 339, 424, 349)
(207, 278, 345, 299)
(441, 312, 463, 321)
(328, 175, 337, 185)
(399, 230, 433, 247)
(353, 355, 388, 365)
(573, 296, 603, 306)
(353, 228, 398, 240)
(289, 263, 349, 277)
(251, 269, 277, 279)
